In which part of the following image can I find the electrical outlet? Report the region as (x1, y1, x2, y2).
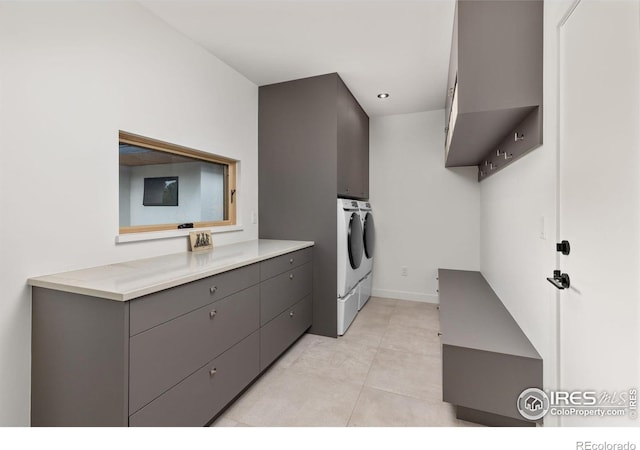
(251, 211, 258, 224)
(539, 216, 546, 240)
(401, 266, 408, 277)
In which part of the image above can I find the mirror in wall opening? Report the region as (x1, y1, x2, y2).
(119, 131, 237, 233)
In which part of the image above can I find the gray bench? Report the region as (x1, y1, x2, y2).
(438, 269, 543, 426)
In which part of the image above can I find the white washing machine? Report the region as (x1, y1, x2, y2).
(337, 198, 363, 335)
(357, 201, 375, 310)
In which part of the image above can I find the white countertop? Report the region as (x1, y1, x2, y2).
(28, 239, 314, 302)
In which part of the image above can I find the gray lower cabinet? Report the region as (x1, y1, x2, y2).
(129, 331, 260, 427)
(128, 284, 260, 414)
(31, 248, 313, 427)
(260, 262, 313, 326)
(438, 268, 543, 427)
(129, 264, 261, 336)
(260, 294, 313, 371)
(260, 247, 313, 282)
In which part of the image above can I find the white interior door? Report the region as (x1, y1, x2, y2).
(558, 0, 640, 426)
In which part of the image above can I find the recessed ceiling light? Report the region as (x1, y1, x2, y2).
(377, 93, 390, 99)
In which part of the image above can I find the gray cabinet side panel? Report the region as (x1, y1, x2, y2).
(337, 76, 369, 200)
(31, 288, 128, 426)
(457, 0, 543, 113)
(259, 73, 338, 337)
(360, 107, 370, 199)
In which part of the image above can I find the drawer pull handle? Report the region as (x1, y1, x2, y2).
(289, 274, 294, 280)
(289, 311, 295, 318)
(289, 258, 294, 264)
(209, 368, 217, 377)
(210, 286, 218, 295)
(209, 309, 217, 319)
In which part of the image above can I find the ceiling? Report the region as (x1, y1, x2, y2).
(139, 0, 455, 117)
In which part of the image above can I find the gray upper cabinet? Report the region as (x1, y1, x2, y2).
(337, 77, 369, 199)
(445, 0, 543, 180)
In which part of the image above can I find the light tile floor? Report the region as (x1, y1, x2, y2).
(211, 297, 480, 427)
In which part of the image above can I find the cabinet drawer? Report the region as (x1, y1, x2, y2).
(260, 247, 313, 281)
(260, 262, 312, 326)
(129, 285, 259, 414)
(129, 263, 260, 336)
(129, 331, 260, 427)
(260, 294, 312, 371)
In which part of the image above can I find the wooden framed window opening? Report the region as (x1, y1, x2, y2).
(119, 131, 237, 234)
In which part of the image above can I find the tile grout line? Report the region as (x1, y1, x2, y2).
(363, 303, 445, 405)
(343, 299, 398, 426)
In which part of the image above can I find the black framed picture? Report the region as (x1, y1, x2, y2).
(143, 176, 179, 206)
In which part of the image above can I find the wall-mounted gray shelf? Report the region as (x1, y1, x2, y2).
(444, 0, 543, 181)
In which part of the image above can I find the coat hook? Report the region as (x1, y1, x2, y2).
(514, 132, 525, 142)
(504, 152, 513, 160)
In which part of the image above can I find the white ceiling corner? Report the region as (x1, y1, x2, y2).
(139, 0, 456, 117)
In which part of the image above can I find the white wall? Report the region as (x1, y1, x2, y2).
(478, 2, 572, 422)
(200, 163, 225, 221)
(369, 110, 480, 303)
(0, 1, 258, 425)
(119, 166, 131, 227)
(129, 162, 201, 225)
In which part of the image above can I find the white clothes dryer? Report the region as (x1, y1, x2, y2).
(337, 199, 363, 335)
(357, 201, 375, 278)
(357, 201, 375, 309)
(337, 199, 363, 298)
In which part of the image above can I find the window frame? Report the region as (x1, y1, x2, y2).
(118, 131, 237, 234)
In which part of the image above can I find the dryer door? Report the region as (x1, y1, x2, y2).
(363, 212, 375, 259)
(348, 213, 363, 270)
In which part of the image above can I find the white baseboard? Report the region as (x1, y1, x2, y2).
(371, 288, 439, 304)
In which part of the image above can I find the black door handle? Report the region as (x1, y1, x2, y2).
(556, 240, 571, 255)
(547, 270, 570, 289)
